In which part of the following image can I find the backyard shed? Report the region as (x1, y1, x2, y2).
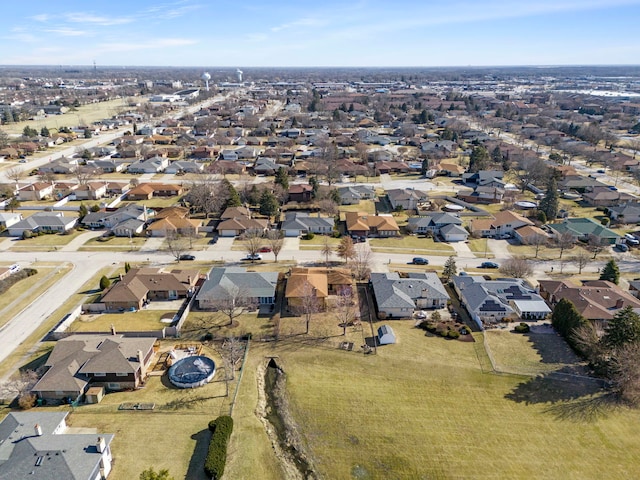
(377, 325, 396, 345)
(85, 386, 105, 404)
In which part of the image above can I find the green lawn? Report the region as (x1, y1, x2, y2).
(0, 264, 73, 329)
(80, 235, 147, 251)
(10, 230, 83, 248)
(467, 238, 496, 258)
(68, 310, 177, 333)
(251, 320, 640, 480)
(369, 236, 454, 255)
(339, 200, 376, 216)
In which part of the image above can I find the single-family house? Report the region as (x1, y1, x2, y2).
(127, 156, 169, 174)
(582, 186, 635, 207)
(31, 334, 156, 401)
(100, 267, 199, 311)
(457, 185, 505, 204)
(453, 275, 550, 328)
(513, 225, 550, 245)
(196, 267, 279, 309)
(469, 210, 534, 238)
(281, 212, 335, 237)
(337, 185, 375, 205)
(253, 157, 280, 175)
(73, 182, 108, 201)
(370, 272, 450, 319)
(127, 183, 183, 200)
(217, 216, 269, 237)
(538, 279, 640, 322)
(288, 184, 313, 203)
(90, 159, 124, 173)
(547, 217, 622, 245)
(8, 212, 77, 237)
(407, 212, 463, 235)
(608, 202, 640, 224)
(462, 170, 505, 186)
(0, 411, 115, 479)
(146, 215, 201, 237)
(386, 188, 429, 211)
(165, 160, 204, 174)
(285, 267, 352, 310)
(345, 212, 400, 237)
(0, 212, 22, 229)
(17, 182, 54, 201)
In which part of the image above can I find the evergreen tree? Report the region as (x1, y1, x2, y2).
(604, 306, 640, 349)
(40, 126, 50, 137)
(222, 179, 241, 208)
(421, 157, 430, 176)
(259, 190, 279, 218)
(125, 262, 131, 273)
(78, 203, 88, 219)
(539, 177, 559, 222)
(551, 298, 587, 344)
(309, 176, 319, 198)
(274, 167, 289, 190)
(468, 146, 490, 173)
(330, 188, 341, 205)
(490, 146, 503, 163)
(600, 259, 620, 284)
(442, 256, 457, 280)
(99, 275, 111, 291)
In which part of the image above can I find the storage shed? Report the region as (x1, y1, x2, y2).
(377, 325, 396, 345)
(85, 386, 105, 404)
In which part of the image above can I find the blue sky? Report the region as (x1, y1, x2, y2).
(3, 0, 640, 67)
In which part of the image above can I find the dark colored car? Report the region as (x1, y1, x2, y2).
(479, 261, 499, 269)
(411, 257, 429, 265)
(179, 254, 196, 261)
(259, 246, 272, 253)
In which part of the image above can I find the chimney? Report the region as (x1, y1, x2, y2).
(119, 273, 123, 281)
(616, 298, 624, 309)
(34, 424, 43, 436)
(110, 324, 117, 335)
(187, 276, 192, 285)
(143, 204, 148, 222)
(137, 350, 147, 380)
(97, 437, 106, 453)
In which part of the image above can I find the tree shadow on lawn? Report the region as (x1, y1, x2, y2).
(505, 370, 618, 422)
(185, 428, 211, 480)
(524, 332, 590, 375)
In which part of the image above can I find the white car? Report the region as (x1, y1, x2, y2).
(625, 234, 639, 245)
(415, 311, 427, 319)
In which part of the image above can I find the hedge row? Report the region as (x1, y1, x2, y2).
(204, 416, 234, 479)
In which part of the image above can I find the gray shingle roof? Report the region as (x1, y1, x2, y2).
(197, 267, 278, 302)
(370, 272, 449, 310)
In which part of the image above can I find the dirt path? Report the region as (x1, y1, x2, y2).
(255, 361, 305, 480)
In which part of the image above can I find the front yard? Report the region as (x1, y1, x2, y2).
(369, 235, 455, 255)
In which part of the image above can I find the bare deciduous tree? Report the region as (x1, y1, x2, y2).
(610, 341, 640, 406)
(350, 246, 372, 281)
(266, 230, 284, 262)
(165, 232, 190, 261)
(528, 233, 548, 258)
(333, 287, 357, 336)
(210, 285, 255, 326)
(71, 165, 98, 186)
(0, 370, 40, 404)
(241, 228, 265, 260)
(571, 251, 591, 274)
(5, 166, 25, 184)
(554, 231, 575, 259)
(587, 234, 609, 260)
(185, 175, 228, 218)
(498, 257, 533, 278)
(320, 236, 333, 267)
(293, 281, 321, 335)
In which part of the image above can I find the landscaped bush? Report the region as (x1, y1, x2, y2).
(447, 330, 460, 339)
(514, 322, 530, 333)
(204, 416, 234, 479)
(304, 232, 315, 240)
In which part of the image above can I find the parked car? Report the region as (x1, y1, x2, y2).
(179, 254, 196, 261)
(625, 234, 639, 245)
(243, 253, 262, 261)
(358, 236, 367, 243)
(414, 310, 427, 319)
(617, 243, 629, 252)
(258, 246, 272, 253)
(479, 261, 499, 269)
(411, 257, 429, 265)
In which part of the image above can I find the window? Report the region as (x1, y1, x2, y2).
(116, 373, 128, 377)
(94, 372, 106, 377)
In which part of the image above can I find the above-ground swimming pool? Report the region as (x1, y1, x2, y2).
(168, 355, 216, 389)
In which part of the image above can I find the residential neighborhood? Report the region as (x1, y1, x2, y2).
(2, 60, 640, 480)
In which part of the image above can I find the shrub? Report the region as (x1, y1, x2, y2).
(304, 232, 315, 240)
(447, 330, 460, 339)
(18, 393, 37, 410)
(204, 416, 234, 479)
(331, 231, 341, 238)
(22, 230, 33, 240)
(514, 322, 530, 333)
(99, 275, 111, 290)
(600, 217, 610, 226)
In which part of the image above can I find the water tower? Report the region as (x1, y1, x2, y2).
(201, 72, 211, 91)
(235, 68, 243, 83)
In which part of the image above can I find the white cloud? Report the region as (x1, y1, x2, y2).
(45, 28, 88, 37)
(31, 14, 50, 22)
(65, 13, 133, 26)
(271, 17, 326, 33)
